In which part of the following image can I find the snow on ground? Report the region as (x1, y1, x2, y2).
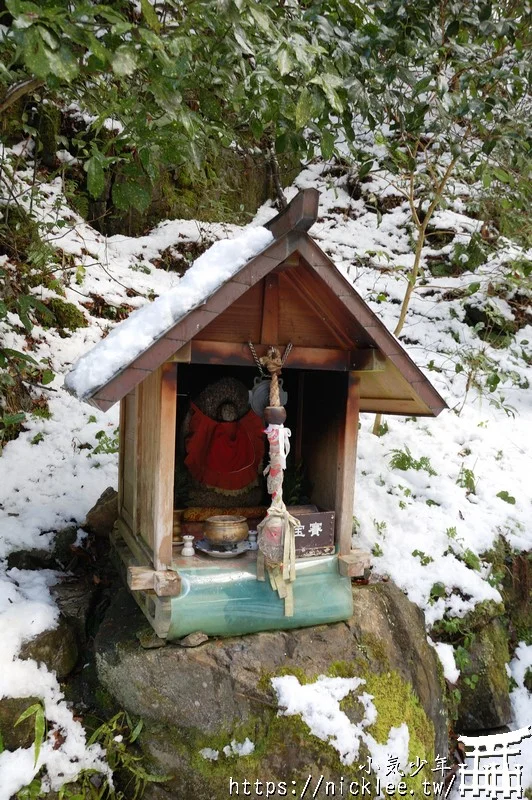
(0, 146, 530, 793)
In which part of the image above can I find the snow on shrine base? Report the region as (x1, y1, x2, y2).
(111, 529, 353, 640)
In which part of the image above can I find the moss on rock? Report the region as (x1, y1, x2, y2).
(456, 619, 511, 731)
(138, 661, 436, 800)
(462, 600, 506, 632)
(95, 146, 301, 236)
(40, 297, 88, 330)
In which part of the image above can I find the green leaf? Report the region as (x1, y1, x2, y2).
(41, 369, 54, 385)
(94, 6, 126, 25)
(486, 372, 500, 392)
(358, 160, 373, 179)
(3, 348, 38, 365)
(6, 0, 41, 26)
(414, 75, 432, 96)
(314, 73, 344, 113)
(33, 704, 45, 766)
(15, 703, 41, 726)
(479, 3, 492, 21)
(2, 412, 26, 427)
(249, 117, 263, 139)
(16, 296, 34, 332)
(87, 33, 109, 63)
(275, 132, 288, 153)
(429, 582, 446, 601)
(130, 718, 144, 742)
(492, 167, 511, 183)
(112, 21, 133, 36)
(112, 45, 138, 77)
(233, 27, 254, 55)
(139, 147, 158, 181)
(445, 20, 460, 38)
(22, 28, 50, 77)
(47, 45, 78, 81)
(277, 48, 293, 77)
(496, 490, 516, 505)
(249, 6, 272, 34)
(295, 88, 312, 129)
(138, 28, 163, 50)
(320, 129, 335, 160)
(140, 0, 160, 30)
(85, 156, 105, 198)
(38, 26, 58, 51)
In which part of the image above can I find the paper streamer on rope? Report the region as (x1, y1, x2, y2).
(257, 423, 299, 616)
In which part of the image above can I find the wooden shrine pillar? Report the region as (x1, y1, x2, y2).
(337, 372, 370, 577)
(336, 372, 360, 556)
(136, 362, 177, 570)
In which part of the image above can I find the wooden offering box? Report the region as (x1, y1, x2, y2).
(66, 189, 446, 640)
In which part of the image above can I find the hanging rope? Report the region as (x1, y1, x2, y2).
(260, 346, 282, 406)
(256, 346, 299, 617)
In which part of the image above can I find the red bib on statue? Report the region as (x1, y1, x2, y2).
(185, 404, 265, 491)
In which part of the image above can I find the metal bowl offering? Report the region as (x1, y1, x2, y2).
(204, 515, 249, 545)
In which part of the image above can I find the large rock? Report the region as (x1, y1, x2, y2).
(52, 578, 99, 646)
(6, 527, 79, 572)
(85, 487, 118, 537)
(19, 614, 79, 681)
(456, 618, 511, 732)
(0, 697, 41, 750)
(94, 583, 447, 799)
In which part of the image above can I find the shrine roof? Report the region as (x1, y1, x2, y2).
(64, 189, 447, 416)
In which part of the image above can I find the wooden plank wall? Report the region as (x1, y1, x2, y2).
(302, 371, 359, 556)
(118, 391, 138, 533)
(135, 363, 177, 569)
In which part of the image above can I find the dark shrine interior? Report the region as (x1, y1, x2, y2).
(173, 362, 348, 516)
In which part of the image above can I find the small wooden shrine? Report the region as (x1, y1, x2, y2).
(66, 189, 446, 640)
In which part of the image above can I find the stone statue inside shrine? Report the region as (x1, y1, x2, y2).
(178, 377, 265, 508)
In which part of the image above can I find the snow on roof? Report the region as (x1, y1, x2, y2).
(65, 225, 273, 400)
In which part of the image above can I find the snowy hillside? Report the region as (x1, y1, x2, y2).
(0, 146, 530, 796)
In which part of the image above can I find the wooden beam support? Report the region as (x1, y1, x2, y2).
(188, 340, 383, 372)
(352, 350, 386, 372)
(336, 373, 360, 556)
(338, 549, 371, 578)
(111, 526, 172, 638)
(264, 188, 319, 238)
(169, 342, 192, 362)
(127, 566, 181, 597)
